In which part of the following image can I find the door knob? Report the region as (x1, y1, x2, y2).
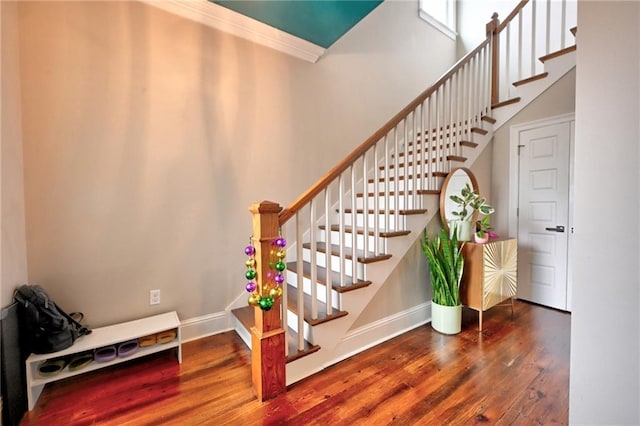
(545, 225, 565, 233)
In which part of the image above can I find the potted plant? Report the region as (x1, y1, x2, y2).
(474, 215, 493, 243)
(420, 227, 464, 334)
(449, 183, 494, 241)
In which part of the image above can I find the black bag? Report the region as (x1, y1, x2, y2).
(13, 284, 91, 354)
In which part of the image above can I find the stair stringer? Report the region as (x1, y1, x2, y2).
(285, 128, 495, 386)
(493, 50, 576, 130)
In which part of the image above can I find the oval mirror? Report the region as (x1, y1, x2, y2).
(439, 167, 480, 231)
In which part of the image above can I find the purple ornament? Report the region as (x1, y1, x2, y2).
(275, 273, 285, 284)
(245, 281, 257, 293)
(244, 245, 255, 256)
(276, 238, 287, 248)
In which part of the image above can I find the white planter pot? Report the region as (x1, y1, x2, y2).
(449, 220, 474, 242)
(431, 301, 462, 335)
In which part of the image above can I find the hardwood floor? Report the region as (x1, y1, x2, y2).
(21, 300, 570, 425)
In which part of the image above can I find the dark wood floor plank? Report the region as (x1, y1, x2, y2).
(21, 300, 570, 425)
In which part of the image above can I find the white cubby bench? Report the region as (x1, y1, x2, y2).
(25, 311, 182, 410)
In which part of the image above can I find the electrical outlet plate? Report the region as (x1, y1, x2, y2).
(150, 289, 160, 305)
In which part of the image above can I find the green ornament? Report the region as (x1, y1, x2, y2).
(258, 297, 274, 311)
(275, 261, 286, 272)
(245, 269, 256, 280)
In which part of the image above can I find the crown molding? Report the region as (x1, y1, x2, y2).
(138, 0, 326, 63)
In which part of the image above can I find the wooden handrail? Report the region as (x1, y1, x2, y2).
(278, 37, 491, 225)
(496, 0, 529, 34)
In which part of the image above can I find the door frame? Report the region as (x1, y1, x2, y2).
(508, 112, 575, 310)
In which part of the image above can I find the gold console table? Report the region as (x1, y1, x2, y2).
(460, 238, 518, 331)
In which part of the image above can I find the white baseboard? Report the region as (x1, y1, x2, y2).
(328, 302, 431, 367)
(179, 311, 231, 343)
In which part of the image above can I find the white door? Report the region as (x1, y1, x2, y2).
(517, 121, 572, 311)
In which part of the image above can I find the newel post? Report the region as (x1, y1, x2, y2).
(248, 201, 286, 401)
(486, 12, 500, 106)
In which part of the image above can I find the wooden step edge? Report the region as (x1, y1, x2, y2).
(380, 156, 463, 170)
(570, 26, 577, 37)
(447, 155, 467, 163)
(460, 140, 478, 148)
(481, 115, 496, 124)
(539, 45, 576, 63)
(513, 72, 549, 87)
(324, 225, 410, 238)
(332, 280, 372, 293)
(470, 127, 488, 135)
(492, 97, 521, 109)
(305, 310, 349, 326)
(286, 331, 321, 363)
(341, 208, 428, 216)
(379, 230, 411, 238)
(368, 171, 446, 183)
(357, 189, 438, 198)
(393, 139, 479, 158)
(417, 189, 440, 195)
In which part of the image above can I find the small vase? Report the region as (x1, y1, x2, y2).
(474, 233, 489, 244)
(431, 301, 462, 335)
(449, 220, 474, 242)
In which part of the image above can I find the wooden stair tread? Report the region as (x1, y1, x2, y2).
(481, 115, 496, 124)
(381, 155, 467, 169)
(513, 72, 549, 87)
(492, 97, 521, 109)
(320, 224, 410, 238)
(356, 189, 440, 197)
(470, 127, 488, 135)
(231, 306, 320, 363)
(393, 140, 478, 158)
(342, 208, 428, 216)
(539, 45, 576, 63)
(287, 261, 372, 293)
(368, 171, 447, 183)
(460, 140, 478, 148)
(302, 242, 392, 264)
(286, 284, 348, 326)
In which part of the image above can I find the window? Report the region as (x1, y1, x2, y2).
(419, 0, 457, 40)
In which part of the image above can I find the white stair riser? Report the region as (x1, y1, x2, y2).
(286, 271, 343, 306)
(355, 196, 422, 210)
(343, 212, 403, 230)
(320, 229, 386, 254)
(301, 249, 364, 277)
(286, 310, 312, 342)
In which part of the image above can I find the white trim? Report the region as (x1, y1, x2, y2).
(328, 301, 431, 366)
(138, 0, 326, 63)
(419, 0, 457, 41)
(179, 310, 231, 343)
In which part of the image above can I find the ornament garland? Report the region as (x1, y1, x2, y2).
(244, 236, 286, 311)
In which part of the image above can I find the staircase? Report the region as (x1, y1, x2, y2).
(232, 0, 577, 394)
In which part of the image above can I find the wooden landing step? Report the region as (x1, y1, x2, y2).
(302, 242, 392, 264)
(540, 45, 576, 63)
(342, 208, 428, 216)
(319, 224, 410, 238)
(513, 72, 548, 87)
(368, 171, 447, 183)
(231, 305, 321, 363)
(287, 260, 372, 293)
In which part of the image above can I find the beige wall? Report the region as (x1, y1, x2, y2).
(1, 1, 28, 308)
(17, 1, 457, 326)
(569, 1, 639, 423)
(490, 68, 576, 236)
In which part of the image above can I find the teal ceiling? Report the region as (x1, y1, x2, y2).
(211, 0, 383, 48)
